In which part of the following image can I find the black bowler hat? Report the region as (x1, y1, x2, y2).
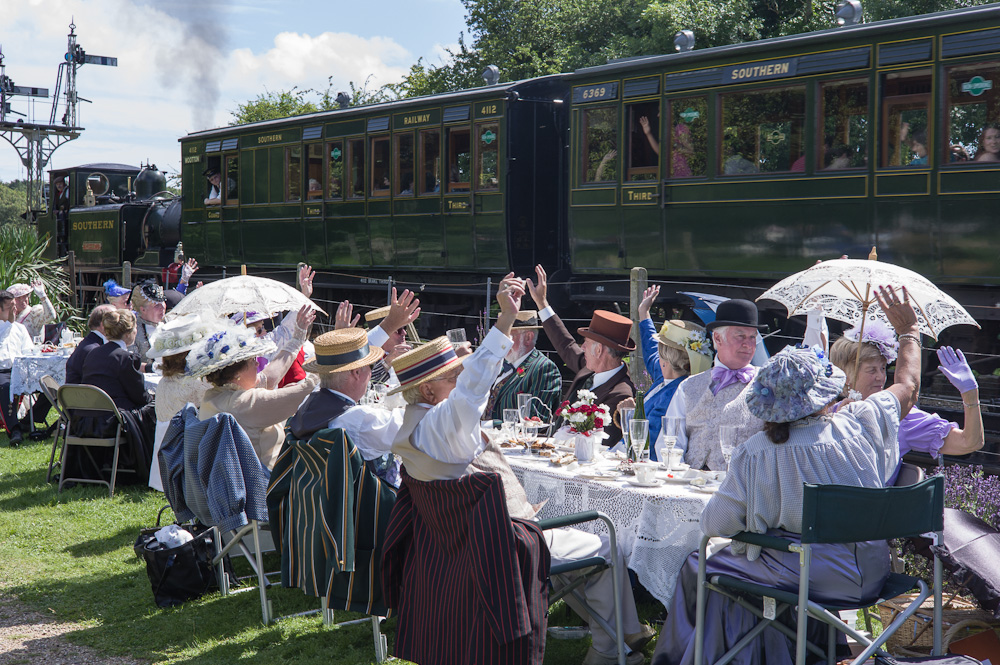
(705, 299, 767, 332)
(202, 167, 219, 178)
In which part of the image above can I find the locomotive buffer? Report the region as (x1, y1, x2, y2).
(0, 20, 115, 221)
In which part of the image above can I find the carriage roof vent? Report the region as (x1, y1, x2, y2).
(482, 65, 500, 86)
(835, 0, 863, 27)
(674, 30, 695, 53)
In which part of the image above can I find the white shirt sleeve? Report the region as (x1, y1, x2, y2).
(663, 380, 689, 453)
(538, 306, 555, 322)
(330, 405, 404, 460)
(368, 325, 389, 350)
(410, 325, 513, 470)
(803, 307, 829, 354)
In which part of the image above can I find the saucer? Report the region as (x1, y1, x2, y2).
(693, 484, 720, 494)
(660, 474, 691, 484)
(627, 477, 665, 488)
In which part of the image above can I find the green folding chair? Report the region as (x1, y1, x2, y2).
(694, 475, 945, 665)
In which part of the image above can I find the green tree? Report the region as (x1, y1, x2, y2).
(229, 87, 322, 125)
(0, 181, 27, 226)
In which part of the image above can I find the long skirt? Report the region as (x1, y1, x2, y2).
(651, 530, 889, 665)
(63, 404, 156, 487)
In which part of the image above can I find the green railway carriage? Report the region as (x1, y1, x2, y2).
(565, 4, 1000, 321)
(178, 75, 569, 305)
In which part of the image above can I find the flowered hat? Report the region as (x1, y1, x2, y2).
(103, 279, 130, 298)
(6, 283, 31, 298)
(303, 327, 384, 374)
(843, 319, 898, 363)
(131, 279, 166, 310)
(147, 314, 221, 359)
(745, 345, 846, 423)
(186, 325, 276, 378)
(388, 336, 466, 396)
(656, 319, 712, 375)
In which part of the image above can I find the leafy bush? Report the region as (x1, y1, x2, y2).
(0, 223, 77, 324)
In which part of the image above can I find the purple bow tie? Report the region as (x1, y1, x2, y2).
(710, 365, 755, 396)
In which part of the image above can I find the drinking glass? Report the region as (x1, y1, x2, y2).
(446, 328, 467, 347)
(616, 406, 635, 449)
(719, 425, 737, 468)
(655, 415, 679, 468)
(629, 418, 649, 462)
(503, 408, 520, 442)
(517, 393, 532, 419)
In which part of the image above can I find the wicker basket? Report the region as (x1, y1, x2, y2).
(878, 592, 998, 655)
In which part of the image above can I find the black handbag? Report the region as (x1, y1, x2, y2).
(134, 520, 222, 608)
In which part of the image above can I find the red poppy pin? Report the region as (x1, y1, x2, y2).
(516, 366, 525, 376)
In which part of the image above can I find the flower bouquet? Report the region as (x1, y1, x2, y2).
(555, 389, 611, 463)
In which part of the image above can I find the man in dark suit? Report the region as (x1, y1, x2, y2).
(486, 310, 562, 422)
(527, 265, 635, 446)
(65, 304, 115, 385)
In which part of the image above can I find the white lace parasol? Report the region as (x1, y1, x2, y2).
(167, 275, 326, 319)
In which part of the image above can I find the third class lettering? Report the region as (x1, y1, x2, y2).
(403, 113, 431, 125)
(627, 190, 654, 202)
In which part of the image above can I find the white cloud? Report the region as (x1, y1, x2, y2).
(0, 0, 417, 182)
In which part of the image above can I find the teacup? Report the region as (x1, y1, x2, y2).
(667, 448, 684, 470)
(634, 462, 658, 485)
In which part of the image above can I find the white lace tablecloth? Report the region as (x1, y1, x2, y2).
(507, 450, 712, 608)
(10, 354, 68, 399)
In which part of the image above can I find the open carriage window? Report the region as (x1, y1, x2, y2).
(306, 144, 323, 200)
(224, 155, 239, 204)
(396, 133, 415, 196)
(371, 136, 390, 197)
(626, 102, 659, 181)
(447, 127, 471, 192)
(348, 138, 365, 199)
(669, 97, 707, 178)
(420, 130, 440, 194)
(881, 69, 931, 168)
(582, 105, 618, 183)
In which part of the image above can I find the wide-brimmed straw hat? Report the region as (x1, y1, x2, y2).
(656, 319, 712, 375)
(6, 283, 31, 298)
(186, 326, 276, 378)
(578, 310, 636, 352)
(705, 299, 767, 332)
(512, 310, 542, 330)
(303, 328, 384, 374)
(388, 336, 466, 396)
(745, 345, 846, 423)
(147, 314, 219, 359)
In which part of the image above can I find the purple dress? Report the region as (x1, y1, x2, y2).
(888, 407, 955, 485)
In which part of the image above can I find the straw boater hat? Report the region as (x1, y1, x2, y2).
(745, 346, 846, 423)
(6, 283, 31, 298)
(388, 336, 466, 396)
(364, 306, 391, 326)
(186, 326, 276, 379)
(578, 310, 636, 352)
(512, 310, 542, 330)
(147, 314, 219, 359)
(303, 328, 384, 374)
(656, 319, 712, 375)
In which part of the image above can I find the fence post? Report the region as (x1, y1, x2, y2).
(66, 250, 78, 309)
(122, 261, 132, 289)
(296, 262, 305, 290)
(629, 267, 648, 387)
(386, 275, 393, 305)
(485, 277, 492, 332)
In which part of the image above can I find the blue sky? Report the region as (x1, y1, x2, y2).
(0, 0, 469, 182)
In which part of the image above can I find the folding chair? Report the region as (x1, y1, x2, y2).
(536, 510, 630, 665)
(694, 475, 945, 665)
(41, 375, 69, 482)
(57, 384, 131, 497)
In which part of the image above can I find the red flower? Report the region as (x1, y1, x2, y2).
(516, 366, 525, 376)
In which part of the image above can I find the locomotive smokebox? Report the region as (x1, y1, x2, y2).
(134, 163, 167, 200)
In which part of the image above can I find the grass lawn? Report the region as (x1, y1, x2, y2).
(0, 428, 661, 664)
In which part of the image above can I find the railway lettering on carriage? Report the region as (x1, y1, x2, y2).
(403, 113, 431, 125)
(626, 190, 655, 202)
(183, 155, 201, 164)
(257, 133, 283, 144)
(187, 146, 199, 154)
(71, 219, 115, 231)
(572, 82, 619, 104)
(724, 58, 798, 83)
(447, 199, 469, 211)
(479, 104, 498, 116)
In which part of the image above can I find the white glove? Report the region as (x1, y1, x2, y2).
(32, 280, 46, 298)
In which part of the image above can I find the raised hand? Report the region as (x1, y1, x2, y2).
(181, 258, 199, 283)
(638, 285, 660, 320)
(875, 285, 918, 336)
(295, 304, 316, 333)
(383, 288, 420, 333)
(335, 300, 359, 329)
(526, 264, 549, 310)
(937, 346, 978, 394)
(298, 264, 315, 298)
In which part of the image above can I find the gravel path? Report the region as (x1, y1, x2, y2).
(0, 592, 144, 665)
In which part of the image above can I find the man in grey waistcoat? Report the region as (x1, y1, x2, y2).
(663, 299, 767, 470)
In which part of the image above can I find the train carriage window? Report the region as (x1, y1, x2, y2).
(880, 69, 931, 168)
(420, 129, 440, 194)
(721, 85, 805, 175)
(306, 144, 323, 200)
(669, 97, 708, 178)
(371, 136, 390, 197)
(286, 146, 302, 201)
(447, 127, 471, 192)
(395, 133, 415, 196)
(583, 106, 618, 183)
(626, 102, 659, 181)
(945, 62, 1000, 164)
(224, 155, 239, 204)
(476, 122, 499, 190)
(348, 138, 365, 199)
(819, 79, 868, 170)
(327, 140, 343, 199)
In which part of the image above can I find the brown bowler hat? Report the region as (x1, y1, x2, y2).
(577, 310, 636, 352)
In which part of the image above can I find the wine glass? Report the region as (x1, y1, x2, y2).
(719, 425, 737, 469)
(616, 406, 635, 450)
(516, 394, 536, 442)
(629, 418, 649, 463)
(655, 415, 680, 469)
